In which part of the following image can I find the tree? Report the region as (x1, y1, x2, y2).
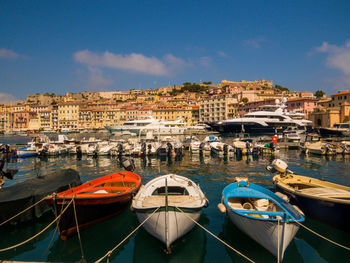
(241, 97, 249, 104)
(202, 81, 212, 85)
(274, 84, 289, 92)
(315, 90, 326, 98)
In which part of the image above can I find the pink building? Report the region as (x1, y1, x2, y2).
(286, 98, 318, 118)
(13, 111, 37, 131)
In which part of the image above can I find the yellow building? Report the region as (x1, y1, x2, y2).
(152, 105, 193, 125)
(58, 102, 80, 130)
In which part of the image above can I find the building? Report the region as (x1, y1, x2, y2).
(199, 95, 238, 123)
(58, 102, 80, 130)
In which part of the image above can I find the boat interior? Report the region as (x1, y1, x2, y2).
(285, 182, 350, 199)
(141, 186, 199, 207)
(227, 197, 284, 219)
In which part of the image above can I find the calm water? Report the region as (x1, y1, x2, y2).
(1, 135, 350, 263)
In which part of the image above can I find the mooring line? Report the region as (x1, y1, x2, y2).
(0, 198, 74, 253)
(0, 195, 48, 227)
(175, 206, 255, 263)
(95, 206, 160, 263)
(73, 197, 86, 263)
(293, 219, 350, 251)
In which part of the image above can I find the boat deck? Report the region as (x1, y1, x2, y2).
(299, 187, 350, 197)
(142, 195, 199, 207)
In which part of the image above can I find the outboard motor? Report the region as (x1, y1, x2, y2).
(0, 158, 17, 180)
(40, 145, 49, 156)
(122, 158, 135, 172)
(166, 142, 173, 156)
(147, 143, 152, 155)
(76, 145, 82, 156)
(223, 144, 228, 155)
(199, 142, 205, 151)
(141, 141, 146, 156)
(117, 143, 123, 156)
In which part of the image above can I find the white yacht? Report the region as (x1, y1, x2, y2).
(105, 116, 187, 135)
(208, 99, 312, 135)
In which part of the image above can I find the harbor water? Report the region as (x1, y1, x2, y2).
(0, 135, 350, 262)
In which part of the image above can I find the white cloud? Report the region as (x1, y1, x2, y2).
(0, 93, 18, 103)
(199, 56, 211, 67)
(242, 37, 266, 49)
(217, 51, 228, 58)
(74, 50, 188, 76)
(315, 40, 350, 85)
(0, 48, 19, 59)
(316, 40, 350, 75)
(87, 66, 113, 86)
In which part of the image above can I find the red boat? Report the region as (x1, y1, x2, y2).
(48, 171, 142, 240)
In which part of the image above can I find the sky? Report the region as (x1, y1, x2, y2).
(1, 0, 350, 102)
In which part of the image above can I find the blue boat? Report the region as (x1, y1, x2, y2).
(218, 177, 304, 260)
(16, 145, 38, 158)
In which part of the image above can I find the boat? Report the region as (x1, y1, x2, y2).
(131, 174, 208, 249)
(47, 170, 141, 240)
(105, 116, 186, 135)
(190, 135, 220, 155)
(318, 122, 350, 138)
(210, 141, 234, 157)
(270, 159, 350, 232)
(218, 177, 304, 260)
(0, 169, 81, 224)
(208, 99, 312, 135)
(16, 145, 38, 158)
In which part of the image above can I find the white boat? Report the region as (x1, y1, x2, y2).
(191, 135, 220, 155)
(304, 141, 336, 155)
(105, 116, 186, 135)
(210, 141, 234, 157)
(132, 174, 208, 249)
(219, 177, 304, 260)
(209, 98, 313, 135)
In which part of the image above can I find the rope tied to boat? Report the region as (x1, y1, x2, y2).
(0, 198, 74, 253)
(0, 195, 48, 227)
(95, 206, 161, 263)
(175, 206, 255, 263)
(292, 218, 350, 251)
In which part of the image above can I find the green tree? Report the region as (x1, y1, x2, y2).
(315, 90, 326, 98)
(274, 84, 289, 92)
(241, 97, 249, 104)
(202, 81, 212, 85)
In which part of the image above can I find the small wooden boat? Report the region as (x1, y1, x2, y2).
(218, 177, 304, 260)
(270, 159, 350, 232)
(132, 174, 208, 249)
(48, 171, 141, 240)
(16, 145, 38, 158)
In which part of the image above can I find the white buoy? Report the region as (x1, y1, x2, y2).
(217, 203, 226, 213)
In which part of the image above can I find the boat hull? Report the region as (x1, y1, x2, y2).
(51, 194, 134, 240)
(226, 207, 299, 260)
(135, 207, 201, 248)
(275, 184, 350, 232)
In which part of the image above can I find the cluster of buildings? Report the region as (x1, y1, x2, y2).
(0, 79, 348, 132)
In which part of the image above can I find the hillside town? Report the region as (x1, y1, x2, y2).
(0, 79, 348, 133)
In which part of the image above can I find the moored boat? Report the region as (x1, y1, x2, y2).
(270, 159, 350, 232)
(132, 174, 208, 249)
(218, 177, 304, 260)
(47, 170, 141, 240)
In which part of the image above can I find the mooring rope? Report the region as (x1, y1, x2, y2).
(277, 219, 280, 263)
(175, 206, 255, 263)
(0, 195, 48, 227)
(293, 219, 350, 251)
(95, 206, 160, 263)
(0, 198, 74, 253)
(73, 197, 86, 263)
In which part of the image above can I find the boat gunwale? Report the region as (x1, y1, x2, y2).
(273, 174, 350, 204)
(222, 182, 304, 222)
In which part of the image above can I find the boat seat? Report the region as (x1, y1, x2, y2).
(227, 201, 243, 210)
(299, 187, 350, 197)
(142, 195, 198, 207)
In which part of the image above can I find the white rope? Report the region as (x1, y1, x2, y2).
(277, 219, 280, 263)
(95, 207, 160, 263)
(175, 206, 255, 263)
(293, 219, 350, 250)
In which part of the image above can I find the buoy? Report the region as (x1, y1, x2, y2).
(217, 203, 226, 213)
(275, 191, 289, 202)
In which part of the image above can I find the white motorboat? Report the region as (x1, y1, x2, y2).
(105, 116, 186, 135)
(210, 141, 234, 157)
(132, 174, 208, 249)
(208, 98, 313, 135)
(191, 135, 220, 155)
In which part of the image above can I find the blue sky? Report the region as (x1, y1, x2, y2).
(1, 0, 350, 101)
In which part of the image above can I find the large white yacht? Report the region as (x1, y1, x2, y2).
(105, 116, 187, 135)
(208, 99, 313, 135)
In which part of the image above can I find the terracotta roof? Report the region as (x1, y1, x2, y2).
(332, 91, 350, 96)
